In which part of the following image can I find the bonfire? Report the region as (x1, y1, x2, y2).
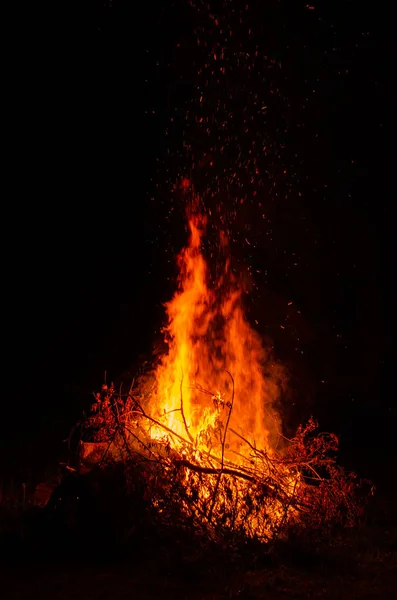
(78, 191, 368, 547)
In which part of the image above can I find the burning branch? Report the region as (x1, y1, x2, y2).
(174, 459, 254, 482)
(80, 380, 370, 547)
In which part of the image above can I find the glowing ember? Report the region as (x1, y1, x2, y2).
(83, 1, 371, 543)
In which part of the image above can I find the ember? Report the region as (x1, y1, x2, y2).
(82, 193, 368, 546)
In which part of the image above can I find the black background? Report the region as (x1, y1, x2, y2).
(2, 1, 393, 484)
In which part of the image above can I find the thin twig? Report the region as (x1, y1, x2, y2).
(180, 371, 194, 443)
(208, 370, 235, 522)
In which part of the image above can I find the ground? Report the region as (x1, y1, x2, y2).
(1, 519, 396, 599)
(1, 476, 396, 600)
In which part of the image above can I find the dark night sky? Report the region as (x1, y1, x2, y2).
(2, 1, 394, 482)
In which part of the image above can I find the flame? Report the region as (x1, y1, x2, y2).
(147, 199, 282, 463)
(87, 199, 361, 539)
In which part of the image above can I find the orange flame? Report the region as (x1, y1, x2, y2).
(147, 199, 282, 462)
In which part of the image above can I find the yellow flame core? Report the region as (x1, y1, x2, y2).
(148, 211, 281, 461)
